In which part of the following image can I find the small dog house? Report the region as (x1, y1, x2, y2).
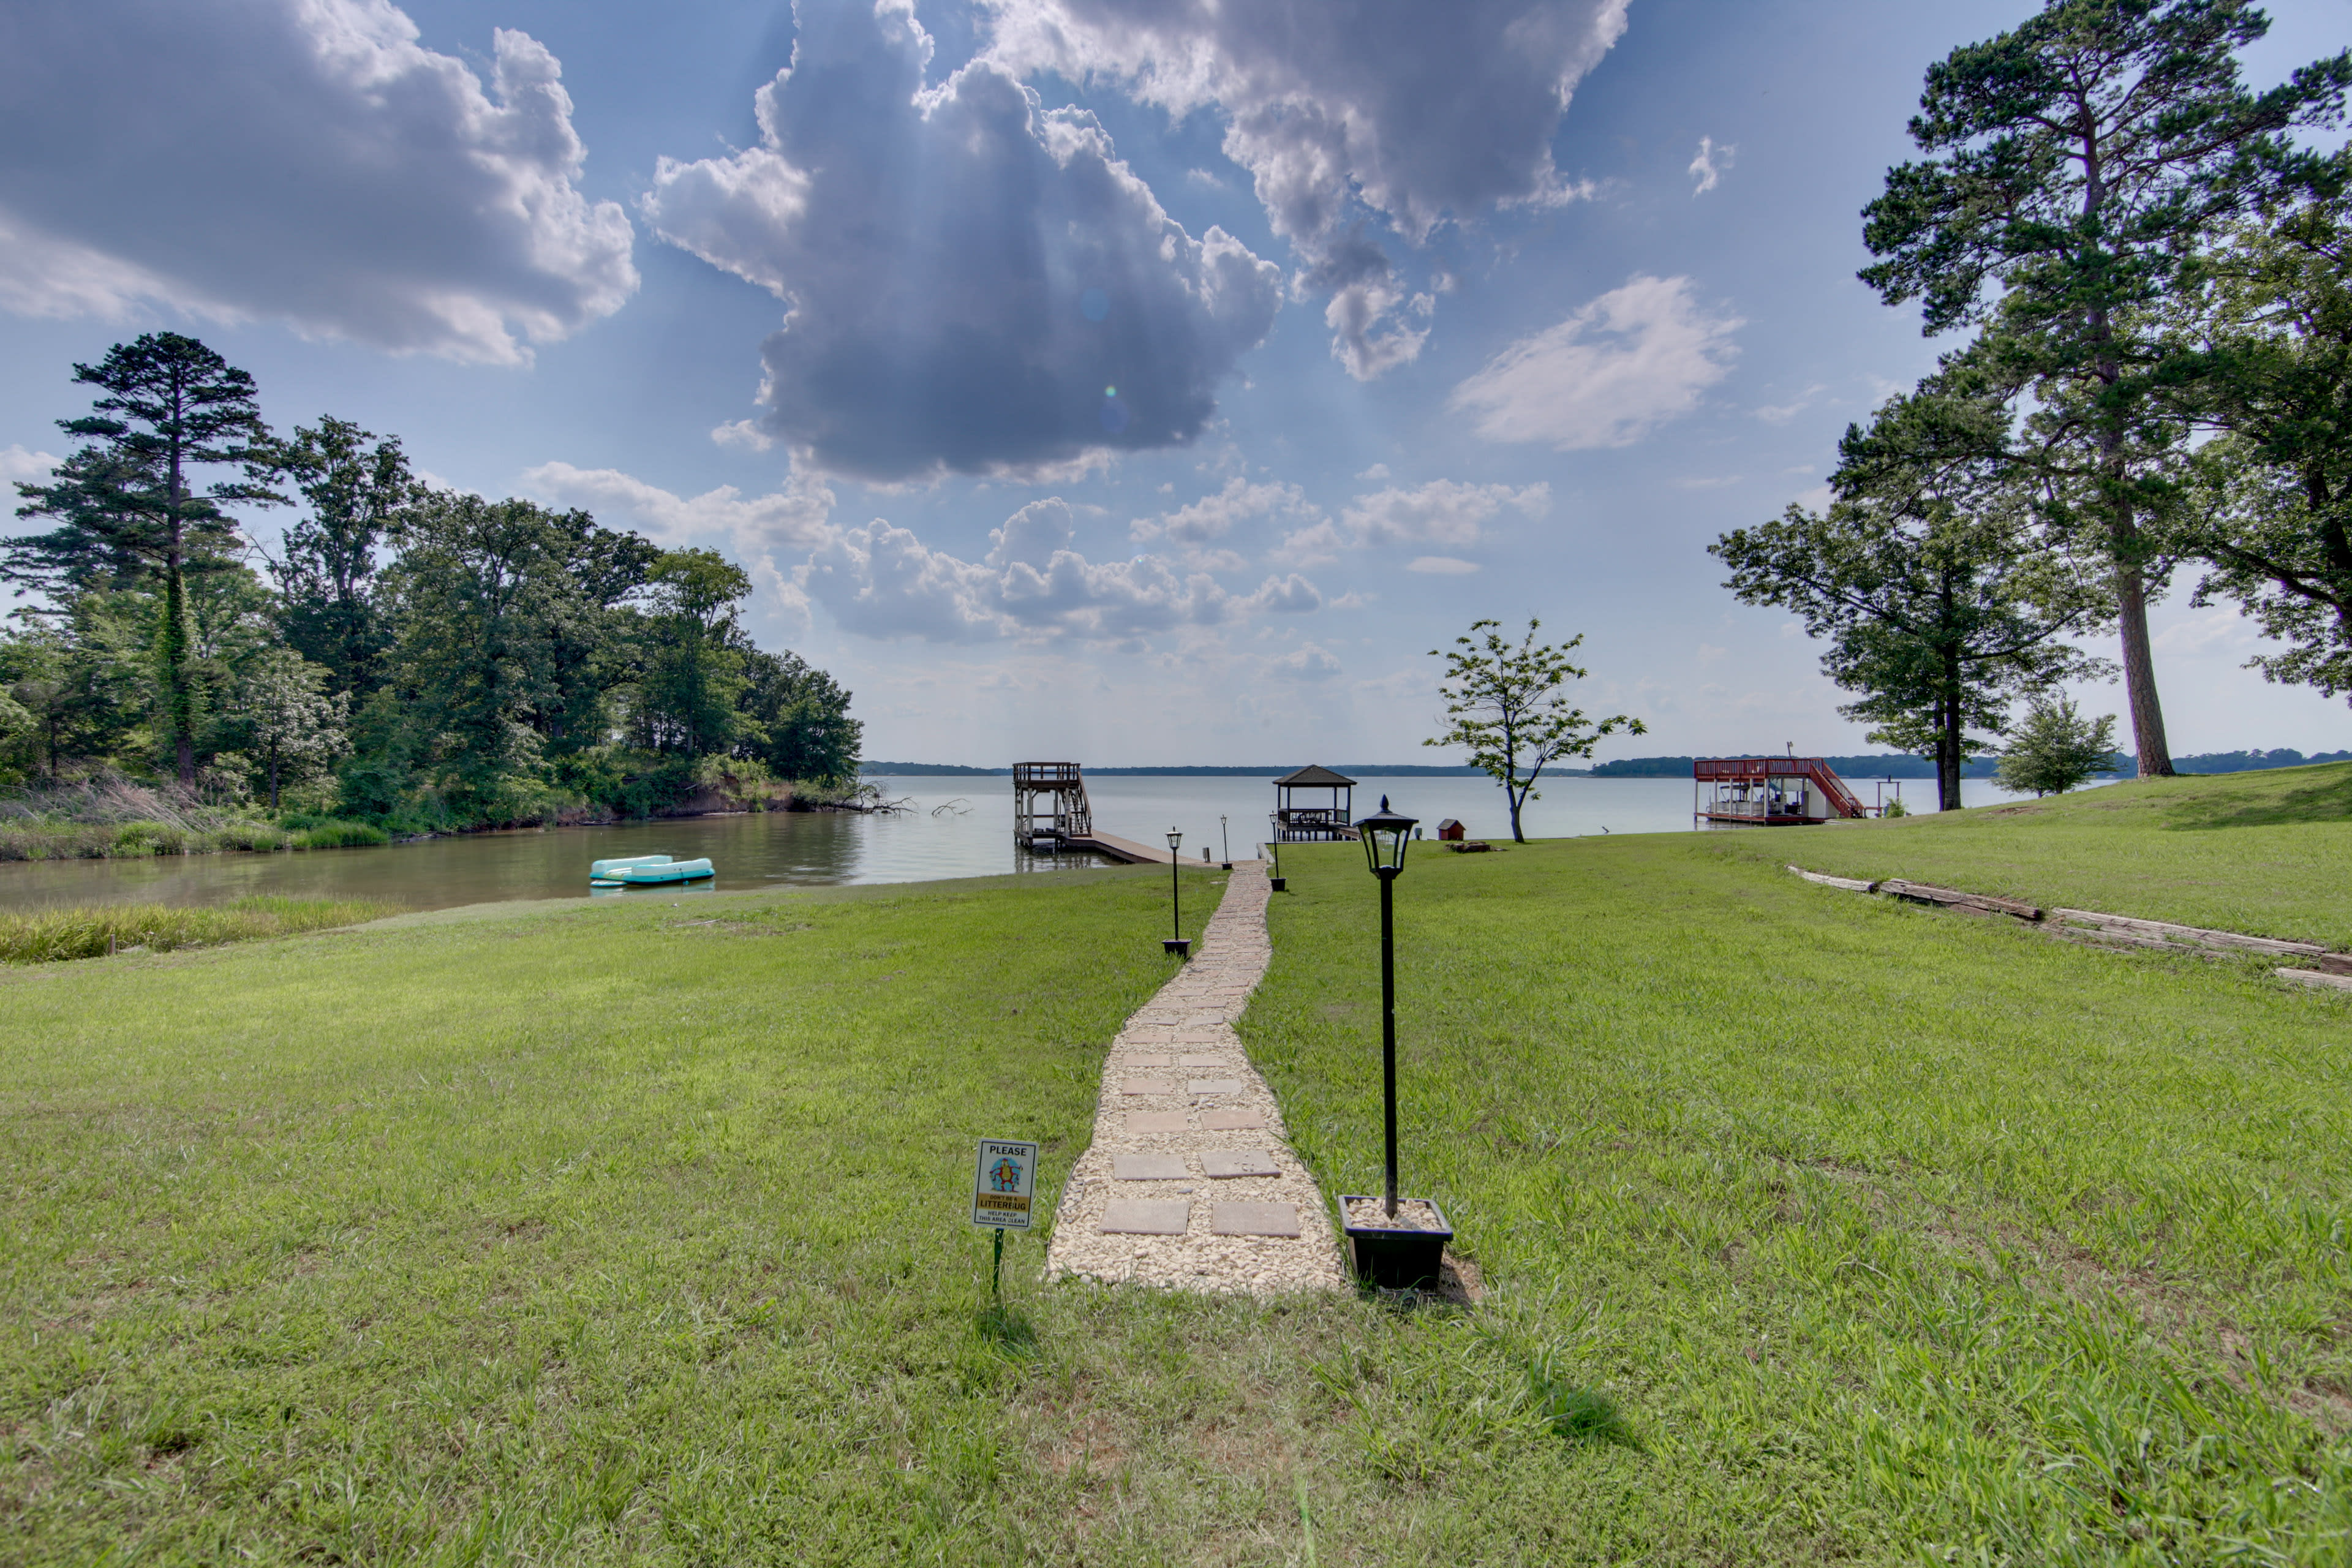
(1436, 818, 1465, 842)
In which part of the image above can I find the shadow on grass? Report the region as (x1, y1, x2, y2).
(1529, 1351, 1640, 1450)
(2164, 771, 2352, 831)
(976, 1302, 1038, 1358)
(1532, 1378, 1638, 1449)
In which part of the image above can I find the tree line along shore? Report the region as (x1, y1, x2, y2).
(1, 333, 864, 854)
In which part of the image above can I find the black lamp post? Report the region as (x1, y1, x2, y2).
(1219, 814, 1231, 870)
(1163, 828, 1189, 956)
(1335, 794, 1452, 1289)
(1355, 795, 1416, 1216)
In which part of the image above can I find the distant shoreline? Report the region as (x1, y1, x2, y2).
(859, 763, 1504, 777)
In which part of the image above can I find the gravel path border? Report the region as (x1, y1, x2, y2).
(1045, 861, 1346, 1295)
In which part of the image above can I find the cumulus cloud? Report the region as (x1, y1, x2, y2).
(642, 0, 1281, 482)
(1452, 274, 1740, 449)
(1407, 556, 1480, 575)
(984, 0, 1629, 379)
(801, 496, 1319, 643)
(1687, 136, 1734, 195)
(0, 1, 635, 363)
(1133, 475, 1319, 543)
(521, 463, 835, 556)
(1266, 642, 1341, 680)
(0, 445, 58, 488)
(1341, 478, 1549, 547)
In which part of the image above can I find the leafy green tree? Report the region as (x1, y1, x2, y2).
(1425, 618, 1643, 843)
(0, 612, 145, 778)
(230, 647, 350, 809)
(2162, 184, 2352, 696)
(1996, 695, 2120, 795)
(634, 548, 751, 758)
(272, 417, 410, 703)
(1858, 0, 2350, 777)
(734, 647, 863, 783)
(375, 491, 655, 820)
(6, 334, 281, 784)
(1714, 395, 2110, 810)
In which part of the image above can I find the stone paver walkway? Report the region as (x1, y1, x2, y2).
(1046, 861, 1346, 1295)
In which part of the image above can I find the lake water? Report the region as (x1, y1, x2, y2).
(0, 772, 2056, 914)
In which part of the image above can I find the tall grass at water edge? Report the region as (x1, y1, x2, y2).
(0, 895, 395, 963)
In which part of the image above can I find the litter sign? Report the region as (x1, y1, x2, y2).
(971, 1138, 1039, 1230)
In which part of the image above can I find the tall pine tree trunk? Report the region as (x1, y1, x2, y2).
(2111, 512, 2173, 778)
(160, 561, 196, 788)
(1937, 672, 1962, 812)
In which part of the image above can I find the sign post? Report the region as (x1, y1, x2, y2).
(971, 1137, 1039, 1302)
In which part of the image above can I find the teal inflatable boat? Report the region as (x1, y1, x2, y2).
(589, 854, 715, 887)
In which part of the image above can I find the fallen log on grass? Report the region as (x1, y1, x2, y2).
(1787, 865, 1877, 893)
(2277, 967, 2352, 992)
(2049, 908, 2323, 959)
(1879, 880, 2041, 921)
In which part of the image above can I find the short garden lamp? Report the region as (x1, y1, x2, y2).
(1338, 794, 1453, 1289)
(1163, 828, 1189, 957)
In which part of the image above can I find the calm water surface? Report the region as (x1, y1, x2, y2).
(0, 772, 2057, 914)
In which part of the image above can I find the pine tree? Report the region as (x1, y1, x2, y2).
(1859, 0, 2350, 777)
(7, 334, 280, 784)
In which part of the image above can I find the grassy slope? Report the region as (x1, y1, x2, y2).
(1715, 761, 2352, 946)
(1250, 834, 2352, 1564)
(8, 775, 2352, 1563)
(1, 869, 1244, 1564)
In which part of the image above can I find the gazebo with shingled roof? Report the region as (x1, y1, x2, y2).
(1270, 764, 1357, 842)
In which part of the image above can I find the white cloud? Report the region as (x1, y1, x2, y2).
(519, 463, 834, 558)
(1407, 556, 1480, 575)
(1452, 274, 1741, 449)
(641, 1, 1280, 481)
(710, 420, 777, 453)
(1754, 385, 1825, 424)
(983, 0, 1629, 379)
(1267, 642, 1342, 680)
(1342, 478, 1548, 548)
(1687, 136, 1734, 195)
(1133, 475, 1319, 543)
(799, 497, 1320, 644)
(0, 444, 58, 488)
(0, 2, 635, 363)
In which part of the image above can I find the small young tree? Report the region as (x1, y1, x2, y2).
(232, 647, 349, 809)
(1425, 618, 1643, 843)
(1995, 695, 2120, 796)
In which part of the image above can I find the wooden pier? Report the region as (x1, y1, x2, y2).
(1014, 762, 1189, 865)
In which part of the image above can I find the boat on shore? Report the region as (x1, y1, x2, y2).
(589, 855, 715, 887)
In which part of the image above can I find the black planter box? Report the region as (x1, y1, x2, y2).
(1268, 876, 1287, 892)
(1338, 1196, 1452, 1289)
(1163, 937, 1191, 957)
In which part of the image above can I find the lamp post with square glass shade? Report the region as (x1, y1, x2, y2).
(1163, 828, 1189, 957)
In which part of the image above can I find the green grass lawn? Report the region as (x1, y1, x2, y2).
(1714, 761, 2352, 946)
(7, 786, 2352, 1563)
(1250, 832, 2352, 1564)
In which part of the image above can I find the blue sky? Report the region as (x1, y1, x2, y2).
(2, 0, 2348, 766)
